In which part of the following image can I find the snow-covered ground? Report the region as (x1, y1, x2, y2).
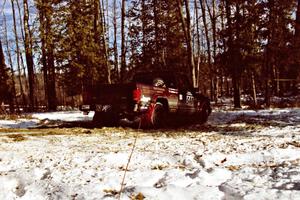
(0, 108, 300, 199)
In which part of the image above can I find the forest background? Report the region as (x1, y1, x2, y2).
(0, 0, 300, 112)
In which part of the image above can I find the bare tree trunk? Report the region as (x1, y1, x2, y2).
(224, 0, 241, 108)
(264, 0, 275, 108)
(38, 5, 48, 108)
(16, 0, 29, 94)
(220, 76, 224, 97)
(15, 0, 25, 42)
(46, 32, 57, 111)
(23, 0, 35, 111)
(220, 0, 226, 54)
(141, 0, 146, 60)
(94, 0, 111, 83)
(11, 0, 26, 107)
(15, 0, 26, 73)
(232, 73, 241, 108)
(121, 0, 126, 82)
(3, 15, 17, 110)
(212, 0, 218, 102)
(264, 49, 271, 107)
(153, 0, 160, 66)
(194, 0, 201, 88)
(294, 0, 300, 88)
(275, 67, 280, 95)
(220, 0, 226, 98)
(105, 0, 109, 45)
(199, 0, 213, 100)
(99, 0, 111, 84)
(205, 0, 218, 102)
(184, 0, 196, 87)
(251, 72, 257, 106)
(233, 2, 241, 108)
(224, 0, 232, 99)
(113, 0, 119, 81)
(295, 0, 300, 44)
(92, 0, 100, 87)
(204, 0, 217, 65)
(177, 0, 196, 86)
(226, 77, 230, 96)
(37, 0, 57, 111)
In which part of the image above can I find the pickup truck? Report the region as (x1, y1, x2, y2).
(80, 71, 211, 128)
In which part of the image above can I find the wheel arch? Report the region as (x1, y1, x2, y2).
(156, 97, 169, 112)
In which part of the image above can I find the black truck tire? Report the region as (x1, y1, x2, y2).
(93, 112, 118, 127)
(93, 112, 104, 127)
(151, 102, 167, 128)
(200, 102, 211, 123)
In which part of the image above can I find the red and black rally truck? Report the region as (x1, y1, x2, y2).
(80, 71, 211, 128)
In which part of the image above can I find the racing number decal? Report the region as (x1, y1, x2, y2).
(186, 91, 194, 104)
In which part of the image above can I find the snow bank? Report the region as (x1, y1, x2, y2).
(0, 119, 40, 129)
(32, 111, 94, 122)
(0, 111, 94, 129)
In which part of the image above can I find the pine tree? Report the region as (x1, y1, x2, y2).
(261, 0, 295, 104)
(127, 0, 188, 74)
(36, 0, 57, 111)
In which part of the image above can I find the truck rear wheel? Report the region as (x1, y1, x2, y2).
(151, 102, 167, 128)
(93, 112, 103, 127)
(93, 112, 118, 127)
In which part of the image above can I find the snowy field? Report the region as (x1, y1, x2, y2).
(0, 108, 300, 199)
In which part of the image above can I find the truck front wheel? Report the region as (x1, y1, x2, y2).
(200, 102, 211, 123)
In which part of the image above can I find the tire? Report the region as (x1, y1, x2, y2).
(93, 112, 103, 127)
(93, 112, 118, 127)
(200, 102, 211, 123)
(151, 102, 167, 128)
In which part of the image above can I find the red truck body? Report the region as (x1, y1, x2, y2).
(80, 71, 211, 128)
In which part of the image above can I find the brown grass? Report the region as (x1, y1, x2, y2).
(131, 193, 145, 200)
(7, 134, 27, 142)
(0, 128, 94, 138)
